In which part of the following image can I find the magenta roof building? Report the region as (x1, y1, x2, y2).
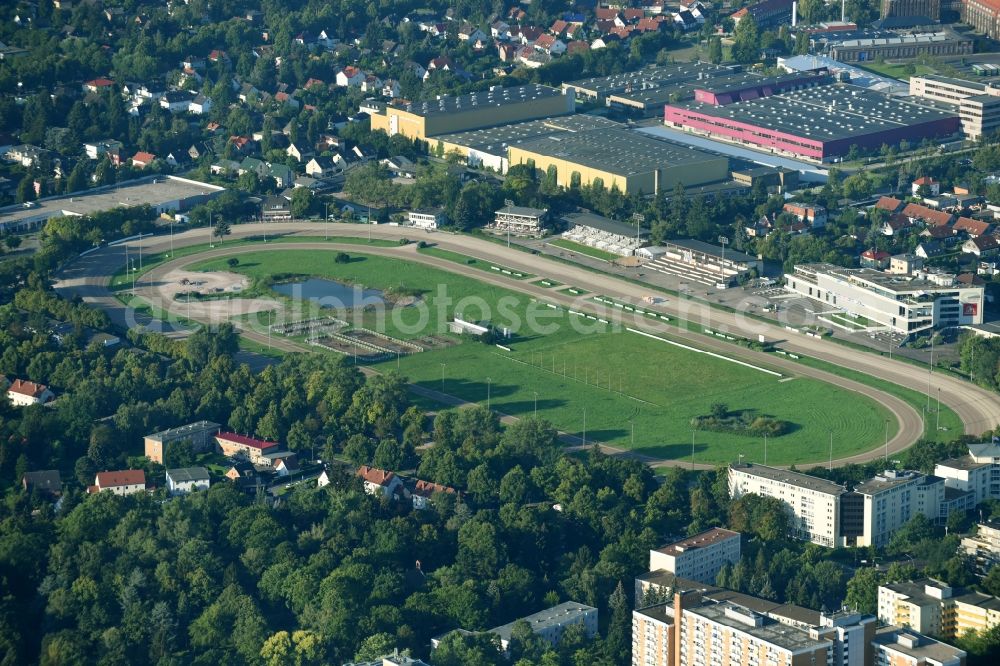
(665, 84, 959, 163)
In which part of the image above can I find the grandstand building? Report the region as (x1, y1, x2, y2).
(369, 84, 573, 141)
(664, 84, 960, 163)
(507, 127, 729, 195)
(492, 206, 548, 236)
(560, 211, 649, 257)
(636, 239, 762, 288)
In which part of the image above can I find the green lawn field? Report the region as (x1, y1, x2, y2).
(189, 249, 898, 465)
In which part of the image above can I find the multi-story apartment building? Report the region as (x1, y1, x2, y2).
(852, 471, 943, 548)
(648, 528, 742, 584)
(143, 420, 221, 464)
(909, 74, 1000, 140)
(878, 579, 1000, 639)
(871, 627, 965, 666)
(961, 519, 1000, 576)
(730, 465, 953, 549)
(935, 442, 1000, 505)
(784, 264, 985, 335)
(633, 586, 877, 666)
(729, 463, 849, 547)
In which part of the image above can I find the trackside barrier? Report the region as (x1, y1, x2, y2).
(627, 328, 782, 377)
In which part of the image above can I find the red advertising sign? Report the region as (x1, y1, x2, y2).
(964, 303, 978, 317)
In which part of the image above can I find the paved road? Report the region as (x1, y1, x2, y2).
(55, 222, 1000, 468)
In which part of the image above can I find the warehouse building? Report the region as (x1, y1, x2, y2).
(818, 29, 973, 63)
(507, 127, 730, 195)
(909, 74, 1000, 140)
(784, 263, 985, 334)
(0, 175, 225, 233)
(432, 114, 621, 172)
(369, 84, 573, 141)
(664, 84, 960, 163)
(562, 62, 737, 110)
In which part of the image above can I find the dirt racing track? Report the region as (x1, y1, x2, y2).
(54, 222, 1000, 469)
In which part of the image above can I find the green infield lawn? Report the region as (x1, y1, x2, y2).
(189, 249, 897, 465)
(548, 238, 620, 262)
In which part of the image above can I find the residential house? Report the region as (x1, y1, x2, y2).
(381, 79, 401, 98)
(745, 215, 774, 238)
(166, 467, 211, 495)
(143, 421, 221, 464)
(225, 460, 266, 494)
(492, 20, 512, 40)
(90, 470, 145, 495)
(336, 66, 365, 88)
(160, 89, 197, 113)
(874, 196, 904, 214)
(84, 139, 123, 162)
(286, 143, 310, 162)
(410, 479, 457, 510)
(131, 151, 155, 169)
(458, 23, 487, 42)
(534, 34, 567, 55)
(83, 77, 115, 93)
(783, 203, 827, 228)
(8, 379, 54, 406)
(188, 93, 212, 115)
(963, 235, 1000, 257)
(915, 241, 946, 260)
(261, 195, 292, 221)
(901, 203, 953, 228)
(275, 457, 300, 477)
(361, 75, 384, 94)
(3, 144, 51, 168)
(318, 30, 338, 48)
(180, 55, 205, 71)
(357, 465, 403, 498)
(860, 248, 891, 269)
(215, 432, 279, 464)
(381, 156, 417, 178)
(880, 215, 913, 236)
(22, 470, 62, 497)
(954, 217, 992, 238)
(305, 156, 339, 177)
(268, 163, 295, 189)
(912, 176, 940, 196)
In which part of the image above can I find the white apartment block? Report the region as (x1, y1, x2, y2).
(785, 264, 984, 335)
(729, 463, 848, 547)
(934, 442, 1000, 505)
(490, 602, 597, 653)
(871, 627, 965, 666)
(648, 528, 741, 584)
(850, 471, 943, 548)
(910, 74, 1000, 140)
(961, 519, 1000, 576)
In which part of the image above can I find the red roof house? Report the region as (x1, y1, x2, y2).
(90, 469, 146, 495)
(7, 379, 54, 406)
(131, 151, 155, 168)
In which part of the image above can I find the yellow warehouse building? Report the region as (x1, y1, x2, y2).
(507, 127, 730, 195)
(370, 83, 573, 141)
